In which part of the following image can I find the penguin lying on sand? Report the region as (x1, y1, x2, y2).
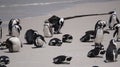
(87, 45, 105, 57)
(0, 55, 10, 67)
(48, 38, 62, 46)
(53, 55, 72, 64)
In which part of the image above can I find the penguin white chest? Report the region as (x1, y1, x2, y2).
(35, 37, 44, 46)
(12, 25, 20, 37)
(9, 37, 21, 52)
(95, 29, 104, 44)
(43, 23, 53, 37)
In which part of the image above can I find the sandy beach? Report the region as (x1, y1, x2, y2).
(1, 0, 120, 67)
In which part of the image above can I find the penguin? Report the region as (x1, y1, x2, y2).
(94, 25, 104, 46)
(80, 30, 95, 42)
(113, 24, 120, 41)
(62, 34, 73, 43)
(5, 36, 22, 52)
(24, 29, 38, 44)
(53, 55, 72, 64)
(108, 11, 120, 30)
(43, 20, 53, 38)
(48, 15, 64, 34)
(8, 18, 20, 35)
(0, 55, 10, 67)
(105, 39, 118, 62)
(11, 24, 22, 37)
(48, 38, 62, 46)
(87, 45, 105, 57)
(33, 34, 46, 47)
(94, 23, 109, 46)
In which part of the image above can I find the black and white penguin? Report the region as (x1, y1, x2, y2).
(105, 39, 118, 62)
(48, 38, 62, 46)
(43, 21, 53, 38)
(94, 23, 109, 46)
(5, 36, 22, 52)
(24, 29, 39, 44)
(8, 18, 20, 35)
(87, 45, 105, 57)
(48, 15, 64, 34)
(108, 11, 120, 30)
(11, 24, 22, 37)
(33, 33, 46, 47)
(0, 55, 10, 67)
(80, 30, 95, 42)
(113, 24, 120, 41)
(95, 20, 107, 30)
(53, 55, 72, 64)
(62, 34, 73, 43)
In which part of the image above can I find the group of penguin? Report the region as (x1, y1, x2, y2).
(0, 11, 120, 67)
(80, 11, 120, 63)
(0, 15, 73, 66)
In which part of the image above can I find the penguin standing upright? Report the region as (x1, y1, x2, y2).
(8, 18, 20, 35)
(5, 36, 22, 52)
(94, 25, 104, 46)
(108, 11, 120, 30)
(113, 24, 120, 41)
(43, 20, 53, 38)
(105, 39, 118, 62)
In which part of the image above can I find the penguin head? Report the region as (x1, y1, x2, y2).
(114, 24, 120, 30)
(66, 56, 72, 61)
(62, 34, 73, 43)
(97, 20, 107, 29)
(59, 18, 64, 23)
(110, 39, 117, 46)
(0, 56, 10, 66)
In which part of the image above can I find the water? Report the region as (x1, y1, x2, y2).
(0, 0, 118, 21)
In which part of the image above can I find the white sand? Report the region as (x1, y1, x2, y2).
(1, 0, 120, 67)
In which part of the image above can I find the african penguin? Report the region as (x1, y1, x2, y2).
(53, 55, 72, 64)
(48, 38, 62, 46)
(62, 34, 73, 43)
(43, 20, 53, 38)
(108, 11, 120, 30)
(5, 36, 22, 52)
(8, 18, 20, 35)
(87, 45, 105, 57)
(33, 34, 46, 47)
(0, 55, 10, 67)
(24, 29, 39, 44)
(105, 39, 118, 62)
(48, 15, 64, 34)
